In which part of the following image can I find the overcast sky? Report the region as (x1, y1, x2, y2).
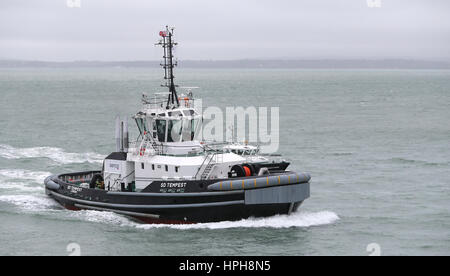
(1, 0, 449, 61)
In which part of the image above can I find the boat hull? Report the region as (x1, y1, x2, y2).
(44, 171, 310, 224)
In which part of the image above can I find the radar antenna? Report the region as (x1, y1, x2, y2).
(155, 26, 179, 109)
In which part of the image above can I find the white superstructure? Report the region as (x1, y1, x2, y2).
(104, 26, 277, 191)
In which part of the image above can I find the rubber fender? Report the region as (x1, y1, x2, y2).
(207, 172, 311, 191)
(45, 179, 60, 190)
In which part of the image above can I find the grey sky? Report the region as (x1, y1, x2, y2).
(1, 0, 449, 61)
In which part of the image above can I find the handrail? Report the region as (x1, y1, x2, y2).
(194, 151, 212, 179)
(198, 148, 224, 179)
(194, 148, 223, 180)
(201, 158, 215, 179)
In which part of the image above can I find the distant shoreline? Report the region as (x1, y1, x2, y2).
(1, 59, 450, 69)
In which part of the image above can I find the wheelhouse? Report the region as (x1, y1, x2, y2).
(133, 107, 202, 143)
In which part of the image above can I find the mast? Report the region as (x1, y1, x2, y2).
(156, 26, 179, 109)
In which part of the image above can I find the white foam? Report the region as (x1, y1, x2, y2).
(68, 210, 139, 226)
(0, 169, 51, 183)
(0, 144, 104, 164)
(0, 181, 43, 192)
(0, 169, 50, 193)
(69, 210, 339, 230)
(0, 194, 60, 210)
(137, 211, 340, 230)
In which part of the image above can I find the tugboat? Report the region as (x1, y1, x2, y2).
(44, 26, 311, 224)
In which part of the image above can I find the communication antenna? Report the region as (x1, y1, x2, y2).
(155, 26, 179, 109)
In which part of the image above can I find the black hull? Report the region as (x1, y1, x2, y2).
(44, 171, 310, 224)
(48, 189, 304, 223)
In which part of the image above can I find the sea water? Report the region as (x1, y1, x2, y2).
(0, 68, 448, 255)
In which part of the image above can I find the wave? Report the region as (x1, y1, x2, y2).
(330, 152, 353, 156)
(0, 144, 104, 164)
(0, 169, 51, 183)
(70, 210, 339, 230)
(0, 194, 60, 210)
(141, 211, 340, 230)
(389, 157, 449, 167)
(0, 182, 43, 192)
(0, 169, 50, 192)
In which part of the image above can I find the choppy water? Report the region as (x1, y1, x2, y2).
(0, 68, 449, 255)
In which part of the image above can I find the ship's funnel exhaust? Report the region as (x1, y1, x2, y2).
(123, 116, 129, 153)
(115, 116, 121, 152)
(115, 116, 129, 153)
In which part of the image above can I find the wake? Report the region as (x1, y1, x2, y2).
(0, 169, 51, 193)
(69, 210, 340, 230)
(0, 169, 51, 183)
(138, 211, 340, 230)
(0, 144, 104, 164)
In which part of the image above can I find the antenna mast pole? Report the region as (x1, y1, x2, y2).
(156, 26, 179, 109)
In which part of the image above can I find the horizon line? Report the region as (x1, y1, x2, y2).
(1, 58, 449, 62)
(1, 58, 450, 69)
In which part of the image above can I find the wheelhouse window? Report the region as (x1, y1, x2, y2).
(135, 118, 148, 136)
(181, 119, 192, 142)
(191, 118, 200, 140)
(156, 119, 167, 142)
(167, 119, 182, 142)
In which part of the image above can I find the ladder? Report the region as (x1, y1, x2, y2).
(195, 152, 216, 180)
(201, 163, 215, 180)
